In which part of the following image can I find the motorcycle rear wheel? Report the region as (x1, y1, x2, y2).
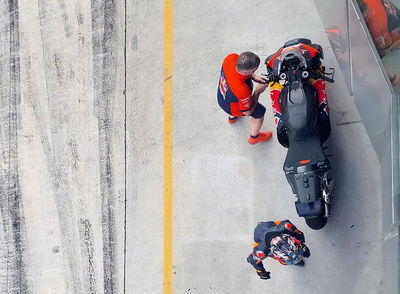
(305, 215, 327, 230)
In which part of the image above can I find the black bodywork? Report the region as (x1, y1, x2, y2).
(280, 83, 329, 221)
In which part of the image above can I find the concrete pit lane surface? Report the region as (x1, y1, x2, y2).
(0, 0, 383, 293)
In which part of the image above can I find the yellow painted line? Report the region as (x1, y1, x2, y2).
(163, 0, 173, 293)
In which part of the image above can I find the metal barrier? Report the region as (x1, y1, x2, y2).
(313, 0, 399, 293)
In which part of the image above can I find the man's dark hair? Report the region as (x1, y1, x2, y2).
(236, 51, 260, 71)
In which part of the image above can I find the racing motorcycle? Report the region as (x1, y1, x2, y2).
(264, 38, 335, 230)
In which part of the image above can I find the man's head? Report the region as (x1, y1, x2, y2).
(236, 51, 261, 76)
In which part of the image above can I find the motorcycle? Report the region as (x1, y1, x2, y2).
(264, 38, 335, 230)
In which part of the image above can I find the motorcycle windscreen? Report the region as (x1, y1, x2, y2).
(276, 49, 308, 75)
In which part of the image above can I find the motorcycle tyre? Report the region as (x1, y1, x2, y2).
(305, 215, 327, 230)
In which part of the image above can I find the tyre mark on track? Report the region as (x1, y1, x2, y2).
(35, 0, 87, 292)
(57, 0, 72, 38)
(0, 0, 29, 293)
(78, 219, 97, 294)
(91, 0, 119, 293)
(335, 111, 362, 126)
(24, 52, 84, 293)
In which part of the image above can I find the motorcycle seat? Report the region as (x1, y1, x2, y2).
(284, 135, 326, 171)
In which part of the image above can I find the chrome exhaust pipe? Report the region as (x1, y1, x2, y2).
(322, 188, 331, 217)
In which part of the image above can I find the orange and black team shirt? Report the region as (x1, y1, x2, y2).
(217, 54, 253, 117)
(363, 0, 400, 50)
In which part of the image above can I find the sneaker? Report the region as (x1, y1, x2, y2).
(228, 116, 237, 124)
(248, 132, 272, 144)
(294, 260, 305, 266)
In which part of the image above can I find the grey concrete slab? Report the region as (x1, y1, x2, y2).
(172, 0, 382, 293)
(125, 0, 165, 293)
(1, 0, 126, 293)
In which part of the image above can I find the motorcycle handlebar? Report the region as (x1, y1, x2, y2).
(306, 70, 335, 83)
(320, 75, 334, 83)
(261, 73, 279, 83)
(262, 70, 334, 83)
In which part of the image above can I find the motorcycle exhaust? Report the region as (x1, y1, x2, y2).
(321, 171, 333, 217)
(322, 188, 331, 218)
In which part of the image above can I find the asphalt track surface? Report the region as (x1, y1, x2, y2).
(0, 0, 383, 293)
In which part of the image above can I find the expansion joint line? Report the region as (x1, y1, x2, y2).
(123, 0, 127, 292)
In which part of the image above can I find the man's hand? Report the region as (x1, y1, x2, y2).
(256, 270, 271, 280)
(242, 83, 268, 116)
(302, 245, 311, 258)
(252, 74, 268, 84)
(383, 38, 400, 55)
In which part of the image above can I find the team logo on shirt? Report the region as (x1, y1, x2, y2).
(219, 72, 228, 99)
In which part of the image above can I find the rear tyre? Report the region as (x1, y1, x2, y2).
(305, 215, 327, 230)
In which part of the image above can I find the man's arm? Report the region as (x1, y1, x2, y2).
(242, 83, 268, 116)
(247, 242, 271, 280)
(280, 220, 306, 242)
